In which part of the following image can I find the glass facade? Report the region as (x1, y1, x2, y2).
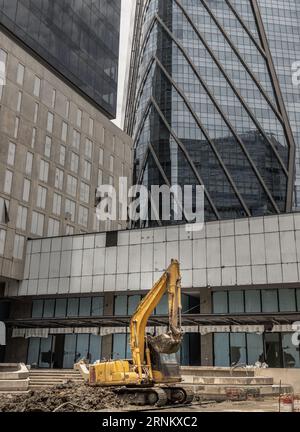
(127, 0, 296, 223)
(0, 0, 121, 118)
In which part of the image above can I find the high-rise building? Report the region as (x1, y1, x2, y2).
(0, 17, 132, 284)
(125, 0, 298, 223)
(0, 0, 121, 118)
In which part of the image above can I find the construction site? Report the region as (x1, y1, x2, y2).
(0, 0, 300, 417)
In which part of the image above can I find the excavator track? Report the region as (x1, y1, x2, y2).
(114, 385, 194, 407)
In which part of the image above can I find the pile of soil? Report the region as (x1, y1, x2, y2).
(0, 381, 125, 412)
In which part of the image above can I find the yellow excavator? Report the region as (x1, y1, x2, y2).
(76, 259, 194, 406)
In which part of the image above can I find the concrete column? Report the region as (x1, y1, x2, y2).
(5, 329, 29, 363)
(4, 298, 32, 363)
(200, 287, 213, 366)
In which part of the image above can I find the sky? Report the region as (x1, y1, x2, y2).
(112, 0, 136, 129)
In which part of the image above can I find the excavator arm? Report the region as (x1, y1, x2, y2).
(129, 259, 183, 378)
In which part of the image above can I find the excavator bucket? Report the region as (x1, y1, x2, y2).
(147, 331, 183, 354)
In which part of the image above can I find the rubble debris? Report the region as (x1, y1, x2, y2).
(0, 380, 125, 412)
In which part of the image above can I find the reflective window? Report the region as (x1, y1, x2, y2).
(245, 290, 261, 313)
(262, 290, 278, 312)
(213, 291, 228, 313)
(32, 300, 43, 318)
(43, 299, 55, 318)
(67, 298, 79, 317)
(279, 289, 296, 312)
(214, 333, 230, 366)
(79, 297, 91, 317)
(55, 299, 67, 318)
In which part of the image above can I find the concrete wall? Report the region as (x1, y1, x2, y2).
(255, 368, 300, 394)
(6, 213, 300, 297)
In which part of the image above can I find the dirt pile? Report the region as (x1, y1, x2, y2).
(0, 381, 125, 412)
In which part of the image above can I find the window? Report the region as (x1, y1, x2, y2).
(31, 128, 37, 148)
(65, 199, 75, 222)
(25, 152, 33, 175)
(85, 138, 93, 158)
(213, 292, 228, 313)
(112, 136, 116, 153)
(245, 290, 261, 313)
(98, 169, 103, 185)
(76, 109, 82, 128)
(80, 182, 90, 204)
(16, 205, 27, 231)
(43, 299, 55, 318)
(55, 168, 64, 190)
(66, 175, 77, 197)
(36, 186, 47, 209)
(109, 176, 114, 186)
(32, 300, 43, 318)
(61, 121, 68, 142)
(51, 89, 56, 108)
(33, 103, 39, 123)
(59, 145, 66, 166)
(78, 206, 88, 227)
(48, 218, 60, 237)
(13, 117, 19, 138)
(23, 179, 31, 202)
(0, 198, 9, 224)
(33, 75, 41, 97)
(7, 142, 16, 166)
(99, 148, 104, 165)
(45, 136, 52, 158)
(279, 289, 296, 312)
(0, 49, 7, 100)
(55, 299, 67, 318)
(52, 193, 61, 216)
(83, 160, 91, 181)
(67, 298, 79, 316)
(16, 63, 25, 86)
(214, 333, 230, 366)
(65, 100, 70, 118)
(89, 118, 94, 136)
(31, 212, 44, 236)
(262, 290, 279, 312)
(91, 297, 103, 316)
(13, 234, 25, 260)
(4, 170, 13, 194)
(229, 291, 244, 313)
(79, 297, 91, 316)
(39, 160, 49, 183)
(70, 152, 79, 173)
(0, 229, 6, 255)
(47, 112, 54, 133)
(72, 129, 80, 150)
(16, 91, 22, 112)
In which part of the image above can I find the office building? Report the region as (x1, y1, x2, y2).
(0, 0, 121, 118)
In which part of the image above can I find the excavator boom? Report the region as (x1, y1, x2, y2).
(129, 259, 182, 372)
